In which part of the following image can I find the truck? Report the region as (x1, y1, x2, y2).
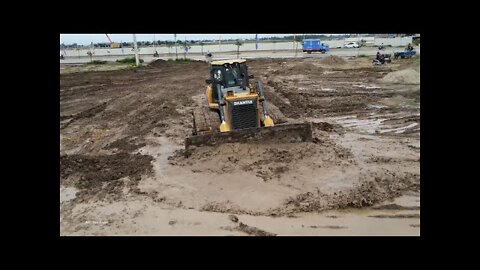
(302, 39, 329, 54)
(393, 50, 416, 59)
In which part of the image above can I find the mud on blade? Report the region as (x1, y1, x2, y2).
(185, 123, 312, 149)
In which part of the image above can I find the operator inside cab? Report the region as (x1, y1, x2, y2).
(211, 62, 249, 102)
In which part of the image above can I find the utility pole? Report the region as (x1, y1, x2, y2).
(293, 34, 297, 57)
(133, 34, 139, 66)
(174, 34, 178, 60)
(219, 35, 221, 52)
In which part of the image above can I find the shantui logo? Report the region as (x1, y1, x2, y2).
(233, 100, 254, 106)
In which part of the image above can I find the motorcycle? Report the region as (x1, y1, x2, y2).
(373, 53, 391, 65)
(205, 52, 213, 62)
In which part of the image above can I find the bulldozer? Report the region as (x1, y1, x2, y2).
(185, 59, 312, 149)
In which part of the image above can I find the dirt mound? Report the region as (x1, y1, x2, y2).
(312, 122, 345, 134)
(320, 56, 347, 65)
(273, 63, 323, 75)
(288, 63, 322, 73)
(148, 59, 167, 66)
(104, 137, 146, 152)
(172, 138, 355, 182)
(273, 171, 420, 216)
(149, 59, 207, 69)
(60, 153, 154, 201)
(380, 69, 420, 84)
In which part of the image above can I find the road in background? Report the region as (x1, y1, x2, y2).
(60, 46, 420, 64)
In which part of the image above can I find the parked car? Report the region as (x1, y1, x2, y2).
(344, 42, 360, 48)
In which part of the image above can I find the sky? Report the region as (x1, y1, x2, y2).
(60, 34, 334, 45)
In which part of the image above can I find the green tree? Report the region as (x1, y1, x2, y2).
(235, 39, 243, 58)
(87, 51, 93, 63)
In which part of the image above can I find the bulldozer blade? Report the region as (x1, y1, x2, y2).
(185, 123, 312, 149)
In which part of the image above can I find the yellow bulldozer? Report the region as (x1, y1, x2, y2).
(185, 59, 312, 148)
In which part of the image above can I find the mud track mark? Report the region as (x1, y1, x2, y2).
(368, 214, 420, 219)
(61, 102, 107, 129)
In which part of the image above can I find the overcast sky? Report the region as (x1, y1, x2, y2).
(60, 34, 336, 45)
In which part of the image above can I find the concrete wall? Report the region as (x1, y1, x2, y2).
(345, 37, 375, 46)
(374, 36, 413, 47)
(324, 36, 412, 48)
(62, 41, 300, 57)
(61, 36, 414, 57)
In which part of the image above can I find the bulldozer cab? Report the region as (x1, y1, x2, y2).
(210, 59, 250, 102)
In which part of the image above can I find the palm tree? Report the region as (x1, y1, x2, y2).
(235, 39, 243, 58)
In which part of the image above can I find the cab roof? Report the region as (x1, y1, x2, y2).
(211, 59, 246, 66)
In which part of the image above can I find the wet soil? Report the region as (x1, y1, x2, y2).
(60, 56, 420, 235)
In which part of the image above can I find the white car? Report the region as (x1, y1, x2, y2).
(344, 42, 360, 48)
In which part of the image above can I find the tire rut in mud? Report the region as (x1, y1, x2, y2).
(61, 102, 107, 129)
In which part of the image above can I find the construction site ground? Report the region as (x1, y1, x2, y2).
(60, 55, 420, 236)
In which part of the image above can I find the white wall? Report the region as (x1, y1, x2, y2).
(375, 36, 413, 47)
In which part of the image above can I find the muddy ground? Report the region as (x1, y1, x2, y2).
(60, 56, 420, 236)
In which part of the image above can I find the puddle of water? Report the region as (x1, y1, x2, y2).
(335, 117, 386, 134)
(323, 71, 338, 75)
(60, 186, 78, 203)
(367, 104, 388, 110)
(326, 113, 419, 135)
(239, 193, 420, 236)
(378, 123, 418, 134)
(320, 88, 335, 91)
(140, 136, 182, 171)
(353, 84, 381, 89)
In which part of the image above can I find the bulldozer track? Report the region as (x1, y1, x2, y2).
(192, 107, 220, 135)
